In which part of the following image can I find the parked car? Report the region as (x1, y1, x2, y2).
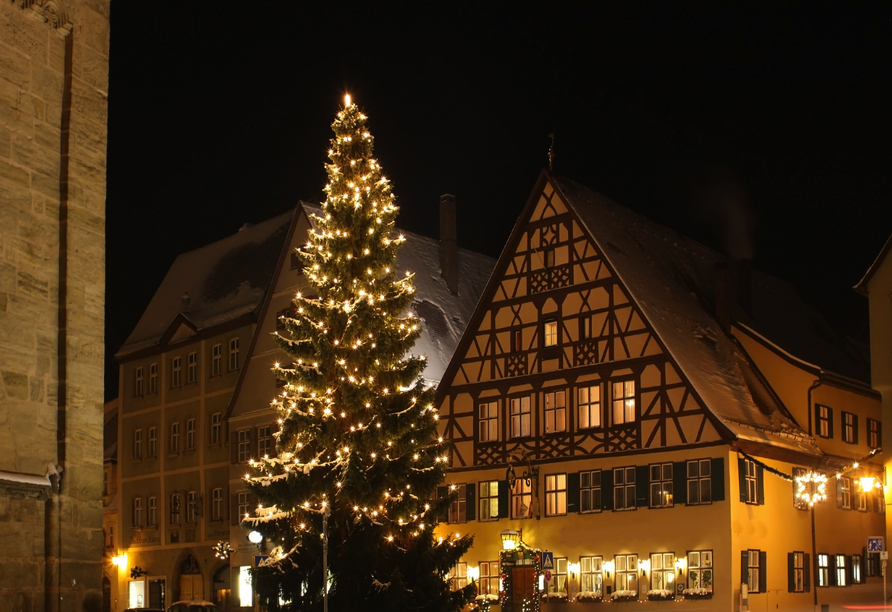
(167, 602, 222, 612)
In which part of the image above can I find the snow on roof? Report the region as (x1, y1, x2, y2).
(117, 210, 297, 358)
(551, 173, 836, 454)
(300, 203, 496, 384)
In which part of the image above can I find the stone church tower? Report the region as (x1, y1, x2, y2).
(0, 1, 109, 610)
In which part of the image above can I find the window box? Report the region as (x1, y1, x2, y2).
(471, 594, 498, 612)
(610, 590, 637, 602)
(542, 593, 567, 603)
(682, 588, 713, 600)
(575, 591, 602, 603)
(646, 589, 674, 601)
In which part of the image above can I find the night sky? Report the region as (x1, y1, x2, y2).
(105, 3, 891, 401)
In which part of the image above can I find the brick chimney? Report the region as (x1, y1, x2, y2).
(714, 261, 731, 333)
(439, 194, 458, 295)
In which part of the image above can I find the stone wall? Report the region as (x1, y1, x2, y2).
(0, 1, 108, 610)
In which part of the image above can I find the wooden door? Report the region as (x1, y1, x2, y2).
(512, 567, 536, 612)
(180, 574, 203, 601)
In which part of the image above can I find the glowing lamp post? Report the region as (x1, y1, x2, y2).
(500, 529, 520, 550)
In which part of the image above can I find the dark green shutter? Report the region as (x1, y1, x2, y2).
(829, 555, 838, 587)
(636, 465, 648, 507)
(740, 551, 749, 587)
(804, 554, 810, 591)
(787, 552, 795, 592)
(854, 416, 859, 445)
(466, 485, 476, 521)
(757, 465, 765, 505)
(738, 457, 747, 502)
(845, 555, 853, 586)
(759, 551, 767, 592)
(498, 480, 509, 519)
(568, 472, 579, 513)
(711, 458, 725, 501)
(602, 469, 614, 511)
(674, 462, 687, 505)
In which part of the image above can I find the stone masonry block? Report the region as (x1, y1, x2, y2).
(7, 235, 51, 269)
(0, 6, 49, 65)
(0, 156, 30, 187)
(17, 91, 45, 121)
(12, 135, 60, 177)
(2, 370, 29, 399)
(72, 44, 108, 92)
(70, 78, 106, 126)
(0, 48, 30, 90)
(17, 269, 50, 299)
(29, 61, 62, 105)
(0, 310, 37, 346)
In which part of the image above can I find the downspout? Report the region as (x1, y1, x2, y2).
(806, 377, 822, 610)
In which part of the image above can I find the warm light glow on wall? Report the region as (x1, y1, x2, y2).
(467, 566, 479, 581)
(112, 553, 127, 568)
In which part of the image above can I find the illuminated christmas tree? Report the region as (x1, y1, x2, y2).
(244, 96, 475, 612)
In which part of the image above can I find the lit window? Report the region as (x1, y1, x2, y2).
(134, 367, 144, 397)
(816, 405, 832, 438)
(448, 484, 467, 523)
(580, 470, 601, 513)
(687, 551, 713, 593)
(210, 412, 222, 445)
(479, 481, 499, 521)
(842, 412, 858, 444)
(187, 352, 197, 384)
(649, 552, 675, 591)
(687, 459, 712, 505)
(743, 459, 761, 504)
(614, 554, 638, 592)
(835, 554, 847, 586)
(509, 396, 531, 438)
(611, 380, 636, 424)
(817, 553, 829, 586)
(853, 554, 862, 584)
(837, 476, 851, 510)
(148, 363, 157, 393)
(479, 561, 500, 596)
(171, 356, 181, 388)
(580, 556, 603, 595)
(577, 385, 601, 428)
(649, 463, 673, 508)
(544, 390, 566, 433)
(746, 549, 763, 593)
(614, 466, 636, 510)
(185, 418, 195, 451)
(546, 557, 567, 595)
(511, 478, 532, 519)
(229, 338, 240, 371)
(868, 418, 881, 449)
(450, 562, 467, 591)
(544, 319, 558, 347)
(478, 401, 498, 442)
(545, 473, 567, 516)
(790, 551, 806, 592)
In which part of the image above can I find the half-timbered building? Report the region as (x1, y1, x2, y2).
(436, 171, 883, 611)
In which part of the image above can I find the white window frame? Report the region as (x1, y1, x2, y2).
(187, 351, 197, 384)
(614, 466, 636, 511)
(257, 425, 272, 457)
(171, 356, 181, 388)
(479, 560, 500, 596)
(649, 552, 675, 592)
(133, 497, 143, 527)
(133, 428, 143, 460)
(817, 553, 829, 587)
(147, 496, 157, 527)
(448, 484, 467, 523)
(229, 337, 240, 371)
(687, 459, 712, 505)
(479, 480, 499, 521)
(185, 418, 195, 451)
(148, 363, 157, 394)
(237, 429, 251, 463)
(580, 469, 601, 513)
(147, 426, 157, 458)
(210, 412, 222, 445)
(212, 488, 223, 521)
(450, 562, 467, 591)
(212, 344, 222, 376)
(649, 463, 673, 508)
(615, 554, 638, 592)
(842, 412, 857, 444)
(580, 556, 603, 595)
(744, 459, 758, 504)
(687, 550, 713, 592)
(746, 549, 761, 593)
(792, 551, 805, 592)
(170, 421, 180, 454)
(134, 367, 144, 397)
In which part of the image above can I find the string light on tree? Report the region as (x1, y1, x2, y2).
(242, 94, 474, 611)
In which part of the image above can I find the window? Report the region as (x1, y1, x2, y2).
(211, 344, 222, 376)
(853, 554, 862, 584)
(816, 404, 833, 438)
(170, 493, 181, 524)
(544, 249, 555, 269)
(837, 476, 851, 510)
(856, 486, 867, 512)
(817, 554, 830, 586)
(577, 385, 601, 429)
(743, 459, 759, 504)
(186, 491, 198, 523)
(688, 550, 713, 593)
(614, 554, 638, 592)
(450, 562, 467, 591)
(867, 551, 880, 577)
(479, 401, 498, 442)
(212, 488, 223, 521)
(842, 412, 858, 444)
(546, 557, 567, 595)
(580, 556, 603, 595)
(614, 466, 636, 510)
(229, 338, 240, 371)
(170, 422, 180, 454)
(545, 473, 567, 516)
(650, 552, 675, 592)
(148, 363, 157, 394)
(183, 418, 195, 451)
(147, 427, 157, 458)
(448, 484, 467, 523)
(479, 561, 500, 596)
(509, 396, 531, 438)
(580, 469, 601, 513)
(835, 554, 847, 586)
(512, 329, 522, 352)
(649, 463, 673, 508)
(134, 367, 144, 396)
(745, 549, 763, 593)
(133, 497, 143, 527)
(612, 380, 636, 424)
(187, 352, 197, 384)
(687, 459, 712, 505)
(790, 551, 806, 592)
(238, 492, 250, 521)
(133, 428, 143, 459)
(479, 481, 499, 521)
(873, 485, 885, 514)
(511, 478, 532, 519)
(544, 319, 558, 347)
(580, 315, 592, 340)
(868, 418, 881, 449)
(171, 356, 181, 388)
(237, 429, 251, 463)
(147, 497, 157, 527)
(210, 412, 222, 445)
(544, 390, 566, 433)
(106, 524, 114, 548)
(257, 425, 272, 457)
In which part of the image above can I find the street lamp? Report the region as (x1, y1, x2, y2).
(500, 529, 520, 550)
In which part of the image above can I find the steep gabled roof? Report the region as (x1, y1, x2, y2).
(855, 231, 892, 296)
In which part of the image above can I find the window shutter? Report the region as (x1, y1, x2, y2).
(757, 465, 765, 505)
(711, 458, 725, 501)
(567, 472, 579, 513)
(602, 469, 614, 511)
(230, 431, 238, 464)
(498, 480, 509, 519)
(853, 417, 859, 445)
(863, 547, 873, 577)
(738, 458, 747, 502)
(829, 555, 838, 587)
(251, 427, 258, 461)
(673, 462, 687, 505)
(758, 551, 767, 592)
(437, 486, 448, 522)
(845, 555, 853, 586)
(466, 485, 476, 522)
(829, 410, 834, 438)
(804, 554, 810, 591)
(636, 465, 648, 507)
(787, 553, 795, 592)
(740, 551, 749, 587)
(837, 479, 844, 509)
